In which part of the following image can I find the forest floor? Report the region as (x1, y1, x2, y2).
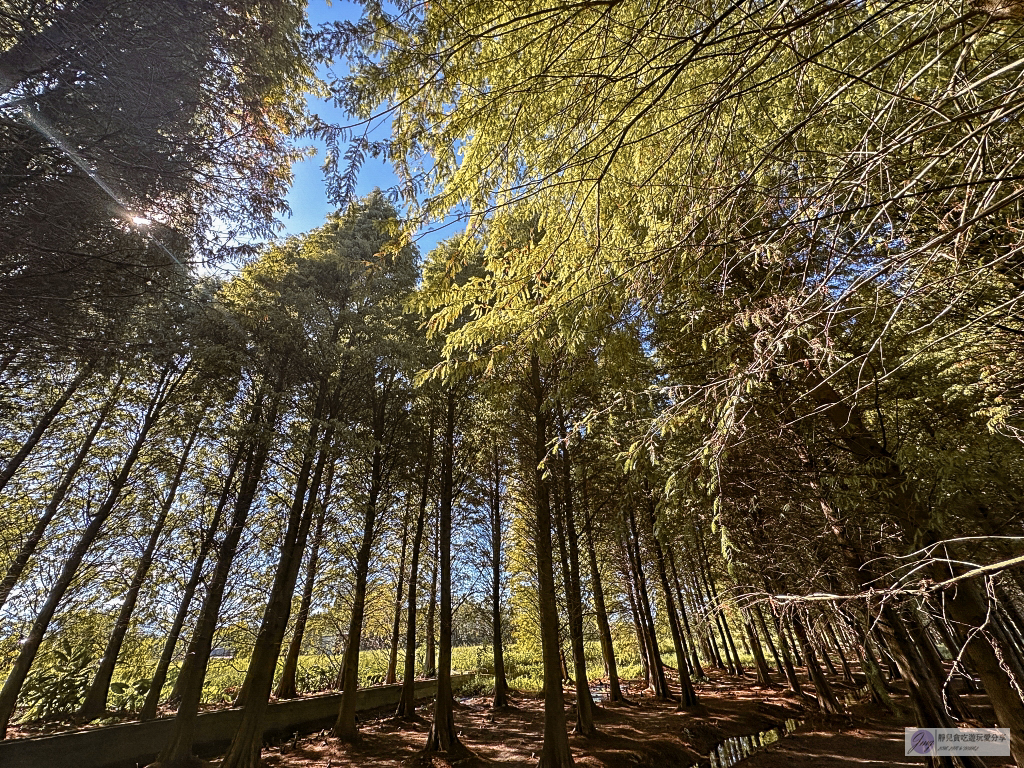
(258, 668, 1016, 768)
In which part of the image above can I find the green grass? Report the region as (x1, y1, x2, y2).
(169, 640, 646, 703)
(13, 634, 748, 715)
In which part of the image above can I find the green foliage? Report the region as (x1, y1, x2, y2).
(107, 677, 151, 713)
(293, 660, 336, 694)
(453, 675, 493, 698)
(17, 640, 94, 722)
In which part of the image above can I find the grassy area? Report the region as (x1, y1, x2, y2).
(9, 635, 756, 718)
(166, 640, 657, 703)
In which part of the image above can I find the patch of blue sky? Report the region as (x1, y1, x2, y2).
(283, 0, 466, 256)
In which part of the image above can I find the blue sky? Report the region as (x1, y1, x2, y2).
(282, 1, 390, 235)
(282, 0, 459, 256)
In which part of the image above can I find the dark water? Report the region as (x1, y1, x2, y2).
(693, 718, 803, 768)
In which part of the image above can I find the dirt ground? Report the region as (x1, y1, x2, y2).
(256, 669, 1017, 768)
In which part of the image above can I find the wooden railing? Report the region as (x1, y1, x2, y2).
(0, 675, 472, 768)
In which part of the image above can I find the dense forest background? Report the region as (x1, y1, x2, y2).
(2, 1, 1024, 768)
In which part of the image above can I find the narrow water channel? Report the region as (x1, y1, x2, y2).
(692, 718, 803, 768)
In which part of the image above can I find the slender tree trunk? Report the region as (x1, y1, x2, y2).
(217, 383, 333, 768)
(78, 420, 201, 720)
(0, 368, 172, 737)
(385, 502, 411, 686)
(814, 623, 839, 677)
(697, 543, 743, 677)
(489, 439, 510, 709)
(929, 612, 962, 662)
(553, 407, 596, 734)
(425, 530, 438, 678)
(784, 618, 803, 666)
(626, 506, 671, 700)
(650, 530, 699, 707)
(909, 609, 975, 722)
(157, 388, 280, 768)
(824, 618, 854, 685)
(667, 549, 705, 679)
(333, 443, 384, 742)
(742, 609, 774, 687)
(275, 455, 335, 700)
(873, 602, 989, 768)
(624, 569, 651, 686)
(737, 622, 752, 657)
(140, 446, 242, 721)
(753, 603, 783, 675)
(581, 473, 624, 703)
(806, 462, 982, 736)
(685, 551, 724, 669)
(0, 374, 121, 613)
(397, 417, 433, 718)
(529, 356, 574, 768)
(554, 493, 595, 732)
(767, 603, 803, 694)
(792, 615, 842, 715)
(423, 390, 468, 757)
(0, 361, 93, 494)
(844, 618, 899, 713)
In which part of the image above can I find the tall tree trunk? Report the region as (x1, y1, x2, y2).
(624, 560, 651, 687)
(806, 458, 981, 740)
(333, 440, 385, 741)
(554, 491, 595, 733)
(844, 617, 899, 713)
(767, 602, 803, 694)
(385, 501, 411, 686)
(275, 454, 335, 700)
(140, 446, 242, 721)
(581, 473, 624, 703)
(650, 530, 699, 707)
(667, 549, 705, 680)
(792, 614, 842, 715)
(742, 609, 774, 688)
(695, 538, 743, 677)
(157, 388, 280, 768)
(752, 603, 784, 675)
(219, 398, 329, 768)
(824, 618, 854, 685)
(397, 416, 434, 719)
(872, 603, 989, 768)
(423, 390, 468, 757)
(78, 420, 201, 720)
(0, 373, 121, 612)
(488, 438, 510, 709)
(0, 361, 93, 494)
(425, 529, 438, 678)
(814, 623, 839, 677)
(626, 505, 671, 700)
(0, 367, 173, 737)
(553, 406, 596, 734)
(784, 616, 803, 666)
(685, 550, 724, 669)
(529, 356, 574, 768)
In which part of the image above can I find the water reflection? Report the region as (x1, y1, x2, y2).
(694, 718, 802, 768)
